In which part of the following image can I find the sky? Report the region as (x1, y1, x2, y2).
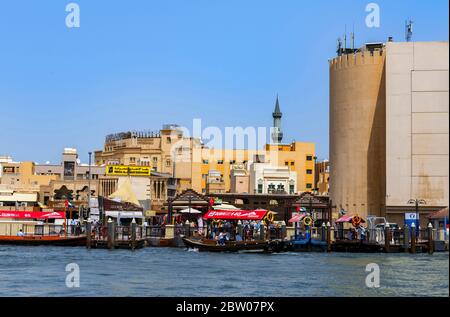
(0, 0, 448, 164)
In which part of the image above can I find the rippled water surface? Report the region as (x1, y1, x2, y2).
(0, 246, 448, 296)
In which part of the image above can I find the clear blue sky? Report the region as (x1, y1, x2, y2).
(0, 0, 448, 164)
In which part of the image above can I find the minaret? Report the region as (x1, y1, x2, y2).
(271, 95, 283, 144)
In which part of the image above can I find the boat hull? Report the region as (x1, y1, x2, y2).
(182, 237, 285, 253)
(0, 235, 87, 247)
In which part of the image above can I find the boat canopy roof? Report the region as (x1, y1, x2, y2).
(203, 209, 268, 220)
(0, 211, 65, 219)
(336, 215, 366, 223)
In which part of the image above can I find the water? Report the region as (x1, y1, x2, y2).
(0, 246, 448, 297)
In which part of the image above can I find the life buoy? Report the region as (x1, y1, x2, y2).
(264, 212, 275, 223)
(351, 215, 361, 227)
(303, 216, 313, 227)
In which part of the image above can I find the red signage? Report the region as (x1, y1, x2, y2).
(0, 211, 65, 219)
(203, 210, 267, 220)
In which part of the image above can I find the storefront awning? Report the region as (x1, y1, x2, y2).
(203, 209, 268, 220)
(0, 211, 65, 219)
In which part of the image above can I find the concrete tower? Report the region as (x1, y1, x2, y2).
(271, 96, 283, 144)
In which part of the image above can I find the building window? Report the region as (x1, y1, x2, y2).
(129, 157, 136, 163)
(268, 184, 276, 194)
(290, 162, 295, 166)
(218, 160, 224, 164)
(285, 161, 289, 166)
(166, 159, 171, 167)
(202, 160, 209, 164)
(277, 184, 285, 192)
(257, 184, 263, 194)
(306, 183, 312, 189)
(306, 156, 313, 161)
(289, 184, 295, 195)
(166, 137, 172, 144)
(306, 169, 313, 174)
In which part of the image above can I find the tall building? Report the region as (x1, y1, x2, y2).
(330, 40, 449, 226)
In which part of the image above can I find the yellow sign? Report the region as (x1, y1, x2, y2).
(106, 165, 151, 177)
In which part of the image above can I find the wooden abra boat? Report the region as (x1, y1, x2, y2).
(0, 235, 87, 247)
(182, 237, 285, 253)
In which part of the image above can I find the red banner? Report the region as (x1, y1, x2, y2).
(0, 211, 65, 219)
(203, 210, 267, 220)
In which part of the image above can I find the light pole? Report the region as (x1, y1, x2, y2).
(408, 199, 426, 227)
(313, 156, 318, 193)
(88, 151, 92, 220)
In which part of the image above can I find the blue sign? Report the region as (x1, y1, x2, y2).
(404, 212, 420, 229)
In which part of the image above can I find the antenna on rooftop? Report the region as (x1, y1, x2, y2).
(351, 24, 355, 50)
(337, 38, 343, 56)
(405, 19, 413, 42)
(344, 25, 347, 51)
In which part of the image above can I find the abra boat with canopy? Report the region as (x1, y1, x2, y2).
(181, 209, 285, 253)
(0, 210, 87, 246)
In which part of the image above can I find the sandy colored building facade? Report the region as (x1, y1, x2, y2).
(95, 102, 316, 195)
(95, 131, 316, 195)
(330, 41, 449, 226)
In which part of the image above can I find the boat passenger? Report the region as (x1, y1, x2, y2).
(218, 231, 227, 245)
(359, 226, 366, 242)
(347, 229, 353, 241)
(17, 229, 24, 237)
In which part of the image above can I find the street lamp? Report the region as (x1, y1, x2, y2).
(313, 156, 318, 193)
(88, 151, 92, 221)
(408, 199, 426, 227)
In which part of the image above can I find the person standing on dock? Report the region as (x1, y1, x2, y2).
(358, 225, 366, 242)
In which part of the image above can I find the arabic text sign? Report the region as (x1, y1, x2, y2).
(106, 165, 151, 177)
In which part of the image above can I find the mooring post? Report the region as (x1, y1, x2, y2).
(326, 222, 332, 252)
(281, 221, 286, 240)
(411, 223, 416, 253)
(131, 218, 137, 250)
(107, 218, 115, 250)
(184, 220, 190, 237)
(86, 218, 91, 249)
(237, 220, 243, 239)
(403, 225, 410, 253)
(384, 223, 390, 253)
(427, 223, 434, 255)
(321, 222, 326, 242)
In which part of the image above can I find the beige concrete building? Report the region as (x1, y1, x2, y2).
(315, 160, 329, 195)
(330, 41, 449, 226)
(230, 164, 249, 194)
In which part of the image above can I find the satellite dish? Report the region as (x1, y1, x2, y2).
(76, 159, 81, 165)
